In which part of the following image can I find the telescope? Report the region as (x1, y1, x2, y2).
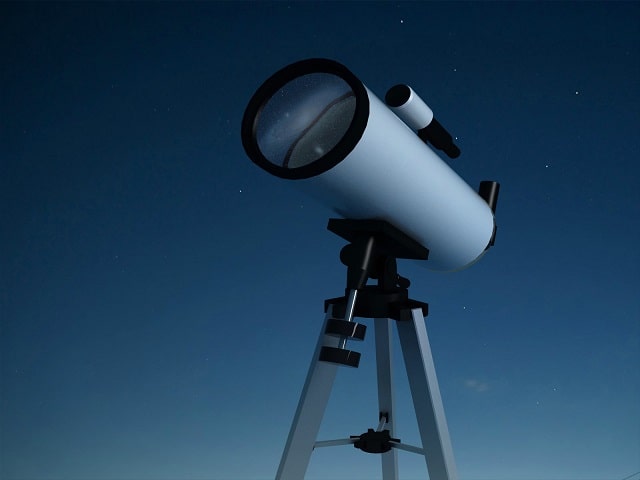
(241, 58, 499, 272)
(240, 58, 500, 480)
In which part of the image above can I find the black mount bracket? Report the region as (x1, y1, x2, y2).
(319, 219, 430, 368)
(325, 218, 429, 320)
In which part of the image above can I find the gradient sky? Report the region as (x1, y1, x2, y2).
(2, 2, 639, 480)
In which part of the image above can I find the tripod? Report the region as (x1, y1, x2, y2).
(275, 219, 458, 480)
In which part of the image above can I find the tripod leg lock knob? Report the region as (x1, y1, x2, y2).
(319, 346, 361, 368)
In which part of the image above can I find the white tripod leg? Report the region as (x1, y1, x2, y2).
(374, 317, 399, 480)
(396, 308, 458, 480)
(275, 306, 340, 480)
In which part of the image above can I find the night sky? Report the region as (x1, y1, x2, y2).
(2, 2, 639, 480)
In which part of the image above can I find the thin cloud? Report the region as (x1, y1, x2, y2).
(465, 379, 489, 393)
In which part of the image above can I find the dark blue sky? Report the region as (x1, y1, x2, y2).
(2, 2, 639, 480)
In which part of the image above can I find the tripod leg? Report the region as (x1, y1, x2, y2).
(275, 306, 341, 480)
(396, 307, 458, 480)
(374, 318, 399, 480)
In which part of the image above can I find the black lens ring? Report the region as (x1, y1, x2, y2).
(241, 58, 369, 180)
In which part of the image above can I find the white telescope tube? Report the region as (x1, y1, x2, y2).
(241, 59, 496, 272)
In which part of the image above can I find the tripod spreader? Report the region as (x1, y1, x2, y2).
(351, 429, 401, 454)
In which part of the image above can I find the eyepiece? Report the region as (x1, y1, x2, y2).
(478, 181, 500, 214)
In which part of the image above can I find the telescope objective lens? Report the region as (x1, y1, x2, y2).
(255, 73, 356, 169)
